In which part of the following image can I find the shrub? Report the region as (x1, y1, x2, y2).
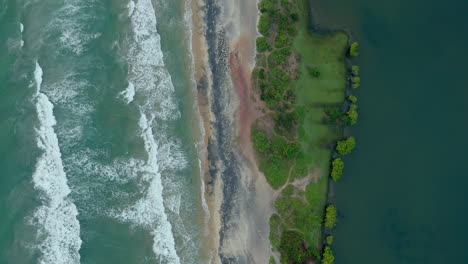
(330, 158, 344, 181)
(269, 214, 281, 249)
(351, 65, 360, 75)
(325, 107, 342, 122)
(258, 13, 271, 36)
(351, 76, 361, 88)
(260, 0, 275, 13)
(325, 205, 337, 229)
(275, 31, 289, 48)
(309, 66, 320, 77)
(252, 129, 270, 153)
(344, 104, 358, 125)
(279, 231, 308, 263)
(274, 111, 298, 135)
(326, 235, 334, 245)
(348, 95, 357, 103)
(349, 41, 359, 56)
(287, 23, 297, 36)
(322, 246, 335, 264)
(256, 37, 270, 52)
(290, 12, 299, 21)
(336, 136, 356, 155)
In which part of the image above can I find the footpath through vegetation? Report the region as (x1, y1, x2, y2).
(252, 0, 362, 263)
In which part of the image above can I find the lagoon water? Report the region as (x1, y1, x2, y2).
(311, 0, 468, 263)
(0, 0, 203, 263)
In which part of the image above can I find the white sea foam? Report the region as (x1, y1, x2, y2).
(47, 1, 102, 55)
(20, 23, 24, 47)
(30, 62, 82, 264)
(114, 113, 180, 264)
(127, 0, 179, 120)
(118, 82, 135, 104)
(127, 0, 135, 17)
(113, 0, 187, 261)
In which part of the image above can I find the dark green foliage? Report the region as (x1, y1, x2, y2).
(322, 246, 335, 264)
(256, 37, 271, 52)
(308, 66, 320, 77)
(351, 65, 360, 75)
(275, 30, 289, 48)
(287, 23, 297, 36)
(259, 69, 266, 80)
(330, 158, 344, 181)
(274, 110, 298, 136)
(279, 231, 308, 263)
(260, 0, 275, 13)
(270, 136, 299, 159)
(284, 89, 297, 104)
(325, 205, 337, 229)
(347, 95, 357, 103)
(324, 107, 342, 122)
(349, 41, 359, 57)
(326, 235, 334, 245)
(269, 48, 291, 65)
(258, 13, 271, 36)
(290, 12, 299, 21)
(252, 129, 269, 153)
(336, 137, 356, 155)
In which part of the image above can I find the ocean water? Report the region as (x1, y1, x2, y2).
(310, 0, 468, 263)
(0, 0, 203, 263)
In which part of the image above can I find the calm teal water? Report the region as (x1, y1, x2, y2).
(0, 0, 203, 263)
(311, 0, 468, 263)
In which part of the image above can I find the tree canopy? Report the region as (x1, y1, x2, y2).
(325, 205, 337, 229)
(336, 137, 356, 155)
(330, 158, 344, 181)
(349, 41, 359, 57)
(322, 246, 335, 264)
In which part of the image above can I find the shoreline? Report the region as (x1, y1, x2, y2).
(189, 0, 275, 263)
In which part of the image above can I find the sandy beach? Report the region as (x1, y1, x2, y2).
(189, 0, 277, 263)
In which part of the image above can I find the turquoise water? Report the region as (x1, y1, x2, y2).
(311, 0, 468, 263)
(0, 0, 203, 263)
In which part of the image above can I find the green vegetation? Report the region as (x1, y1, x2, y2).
(269, 214, 282, 249)
(351, 65, 360, 75)
(308, 66, 321, 77)
(343, 104, 358, 125)
(330, 158, 344, 181)
(324, 205, 337, 229)
(279, 231, 309, 263)
(326, 235, 334, 245)
(258, 13, 271, 36)
(348, 95, 358, 103)
(251, 0, 358, 262)
(282, 185, 295, 196)
(322, 246, 335, 264)
(351, 76, 361, 89)
(256, 37, 271, 52)
(336, 137, 356, 155)
(349, 41, 359, 57)
(269, 256, 276, 264)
